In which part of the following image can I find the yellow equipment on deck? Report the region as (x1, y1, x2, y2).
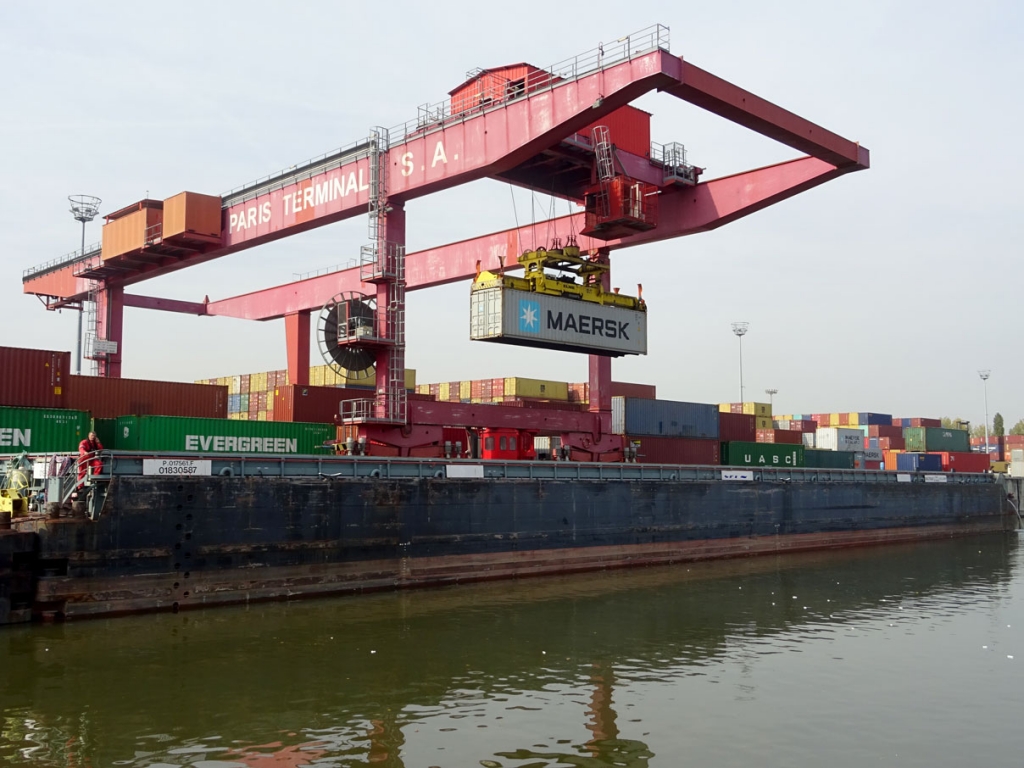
(473, 245, 646, 311)
(0, 456, 33, 516)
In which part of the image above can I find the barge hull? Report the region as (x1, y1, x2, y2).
(13, 473, 1015, 620)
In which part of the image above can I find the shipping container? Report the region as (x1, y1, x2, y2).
(720, 402, 771, 418)
(861, 447, 884, 462)
(161, 191, 222, 243)
(718, 412, 756, 443)
(627, 435, 720, 465)
(857, 413, 893, 426)
(101, 200, 162, 260)
(802, 432, 816, 448)
(228, 394, 241, 413)
(504, 377, 569, 401)
(788, 420, 818, 433)
(815, 427, 864, 452)
(803, 448, 855, 469)
(612, 397, 718, 438)
(867, 424, 903, 439)
(568, 382, 589, 403)
(877, 436, 905, 451)
(895, 453, 943, 472)
(108, 415, 334, 454)
(0, 346, 69, 409)
(610, 381, 656, 400)
(883, 451, 902, 471)
(721, 441, 804, 468)
(271, 385, 376, 422)
(65, 375, 228, 419)
(1004, 435, 1024, 447)
(902, 427, 970, 453)
(907, 418, 942, 428)
(459, 381, 472, 400)
(0, 406, 90, 454)
(756, 428, 803, 445)
(936, 452, 990, 473)
(755, 416, 772, 430)
(470, 286, 647, 356)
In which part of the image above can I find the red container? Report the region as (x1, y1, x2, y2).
(491, 378, 505, 398)
(568, 383, 589, 403)
(938, 452, 991, 473)
(718, 412, 756, 443)
(447, 382, 461, 402)
(892, 418, 904, 427)
(271, 385, 373, 422)
(65, 374, 228, 418)
(627, 435, 720, 465)
(428, 384, 441, 398)
(728, 403, 745, 415)
(877, 436, 905, 451)
(908, 418, 942, 428)
(470, 380, 485, 399)
(1004, 435, 1024, 447)
(756, 429, 803, 445)
(788, 420, 818, 433)
(610, 381, 656, 400)
(0, 346, 69, 408)
(837, 413, 851, 425)
(480, 380, 493, 399)
(865, 460, 883, 470)
(239, 375, 250, 394)
(867, 425, 903, 439)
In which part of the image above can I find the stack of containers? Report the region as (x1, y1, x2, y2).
(613, 397, 720, 464)
(0, 347, 85, 456)
(971, 435, 1006, 461)
(719, 402, 772, 431)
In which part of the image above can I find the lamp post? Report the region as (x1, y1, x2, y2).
(69, 195, 101, 375)
(731, 322, 749, 402)
(978, 370, 991, 457)
(765, 388, 778, 408)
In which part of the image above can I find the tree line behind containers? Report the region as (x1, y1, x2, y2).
(199, 366, 417, 422)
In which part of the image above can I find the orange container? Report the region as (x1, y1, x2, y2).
(161, 192, 222, 242)
(101, 200, 163, 260)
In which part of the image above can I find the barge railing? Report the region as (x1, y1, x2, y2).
(88, 451, 999, 485)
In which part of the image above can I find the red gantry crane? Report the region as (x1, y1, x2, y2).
(22, 25, 869, 460)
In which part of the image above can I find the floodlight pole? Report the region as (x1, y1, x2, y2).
(731, 322, 749, 402)
(765, 388, 778, 408)
(68, 195, 101, 375)
(978, 370, 991, 458)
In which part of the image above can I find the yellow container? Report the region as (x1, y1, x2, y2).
(846, 412, 860, 427)
(439, 382, 451, 401)
(742, 402, 771, 417)
(416, 384, 429, 395)
(460, 381, 471, 400)
(504, 377, 568, 401)
(992, 461, 1009, 473)
(229, 375, 241, 394)
(718, 403, 732, 413)
(829, 413, 841, 426)
(257, 411, 267, 422)
(311, 366, 327, 387)
(755, 416, 772, 429)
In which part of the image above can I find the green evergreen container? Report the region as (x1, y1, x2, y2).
(721, 441, 804, 468)
(902, 427, 970, 453)
(108, 415, 334, 454)
(0, 406, 90, 454)
(803, 448, 855, 469)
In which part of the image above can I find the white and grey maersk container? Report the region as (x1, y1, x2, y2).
(815, 427, 863, 452)
(470, 286, 647, 357)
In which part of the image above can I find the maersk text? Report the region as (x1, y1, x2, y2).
(546, 312, 629, 339)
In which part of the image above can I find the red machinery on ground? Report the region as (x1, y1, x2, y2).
(22, 25, 868, 461)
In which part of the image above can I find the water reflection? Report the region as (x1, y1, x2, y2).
(0, 534, 1018, 767)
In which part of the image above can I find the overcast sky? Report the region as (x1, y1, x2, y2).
(2, 1, 1021, 427)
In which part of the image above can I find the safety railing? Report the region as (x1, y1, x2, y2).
(23, 242, 102, 280)
(90, 450, 1001, 486)
(218, 24, 670, 207)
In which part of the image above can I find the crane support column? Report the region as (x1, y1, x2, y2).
(285, 311, 311, 386)
(588, 248, 613, 414)
(95, 285, 124, 378)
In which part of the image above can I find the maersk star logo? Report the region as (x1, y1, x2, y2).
(518, 299, 540, 334)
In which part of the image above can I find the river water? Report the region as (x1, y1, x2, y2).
(1, 533, 1022, 767)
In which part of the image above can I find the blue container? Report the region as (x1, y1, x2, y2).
(228, 394, 241, 413)
(895, 453, 943, 472)
(868, 437, 881, 449)
(857, 412, 893, 426)
(612, 397, 719, 438)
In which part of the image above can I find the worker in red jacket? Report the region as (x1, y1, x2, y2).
(77, 431, 104, 487)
